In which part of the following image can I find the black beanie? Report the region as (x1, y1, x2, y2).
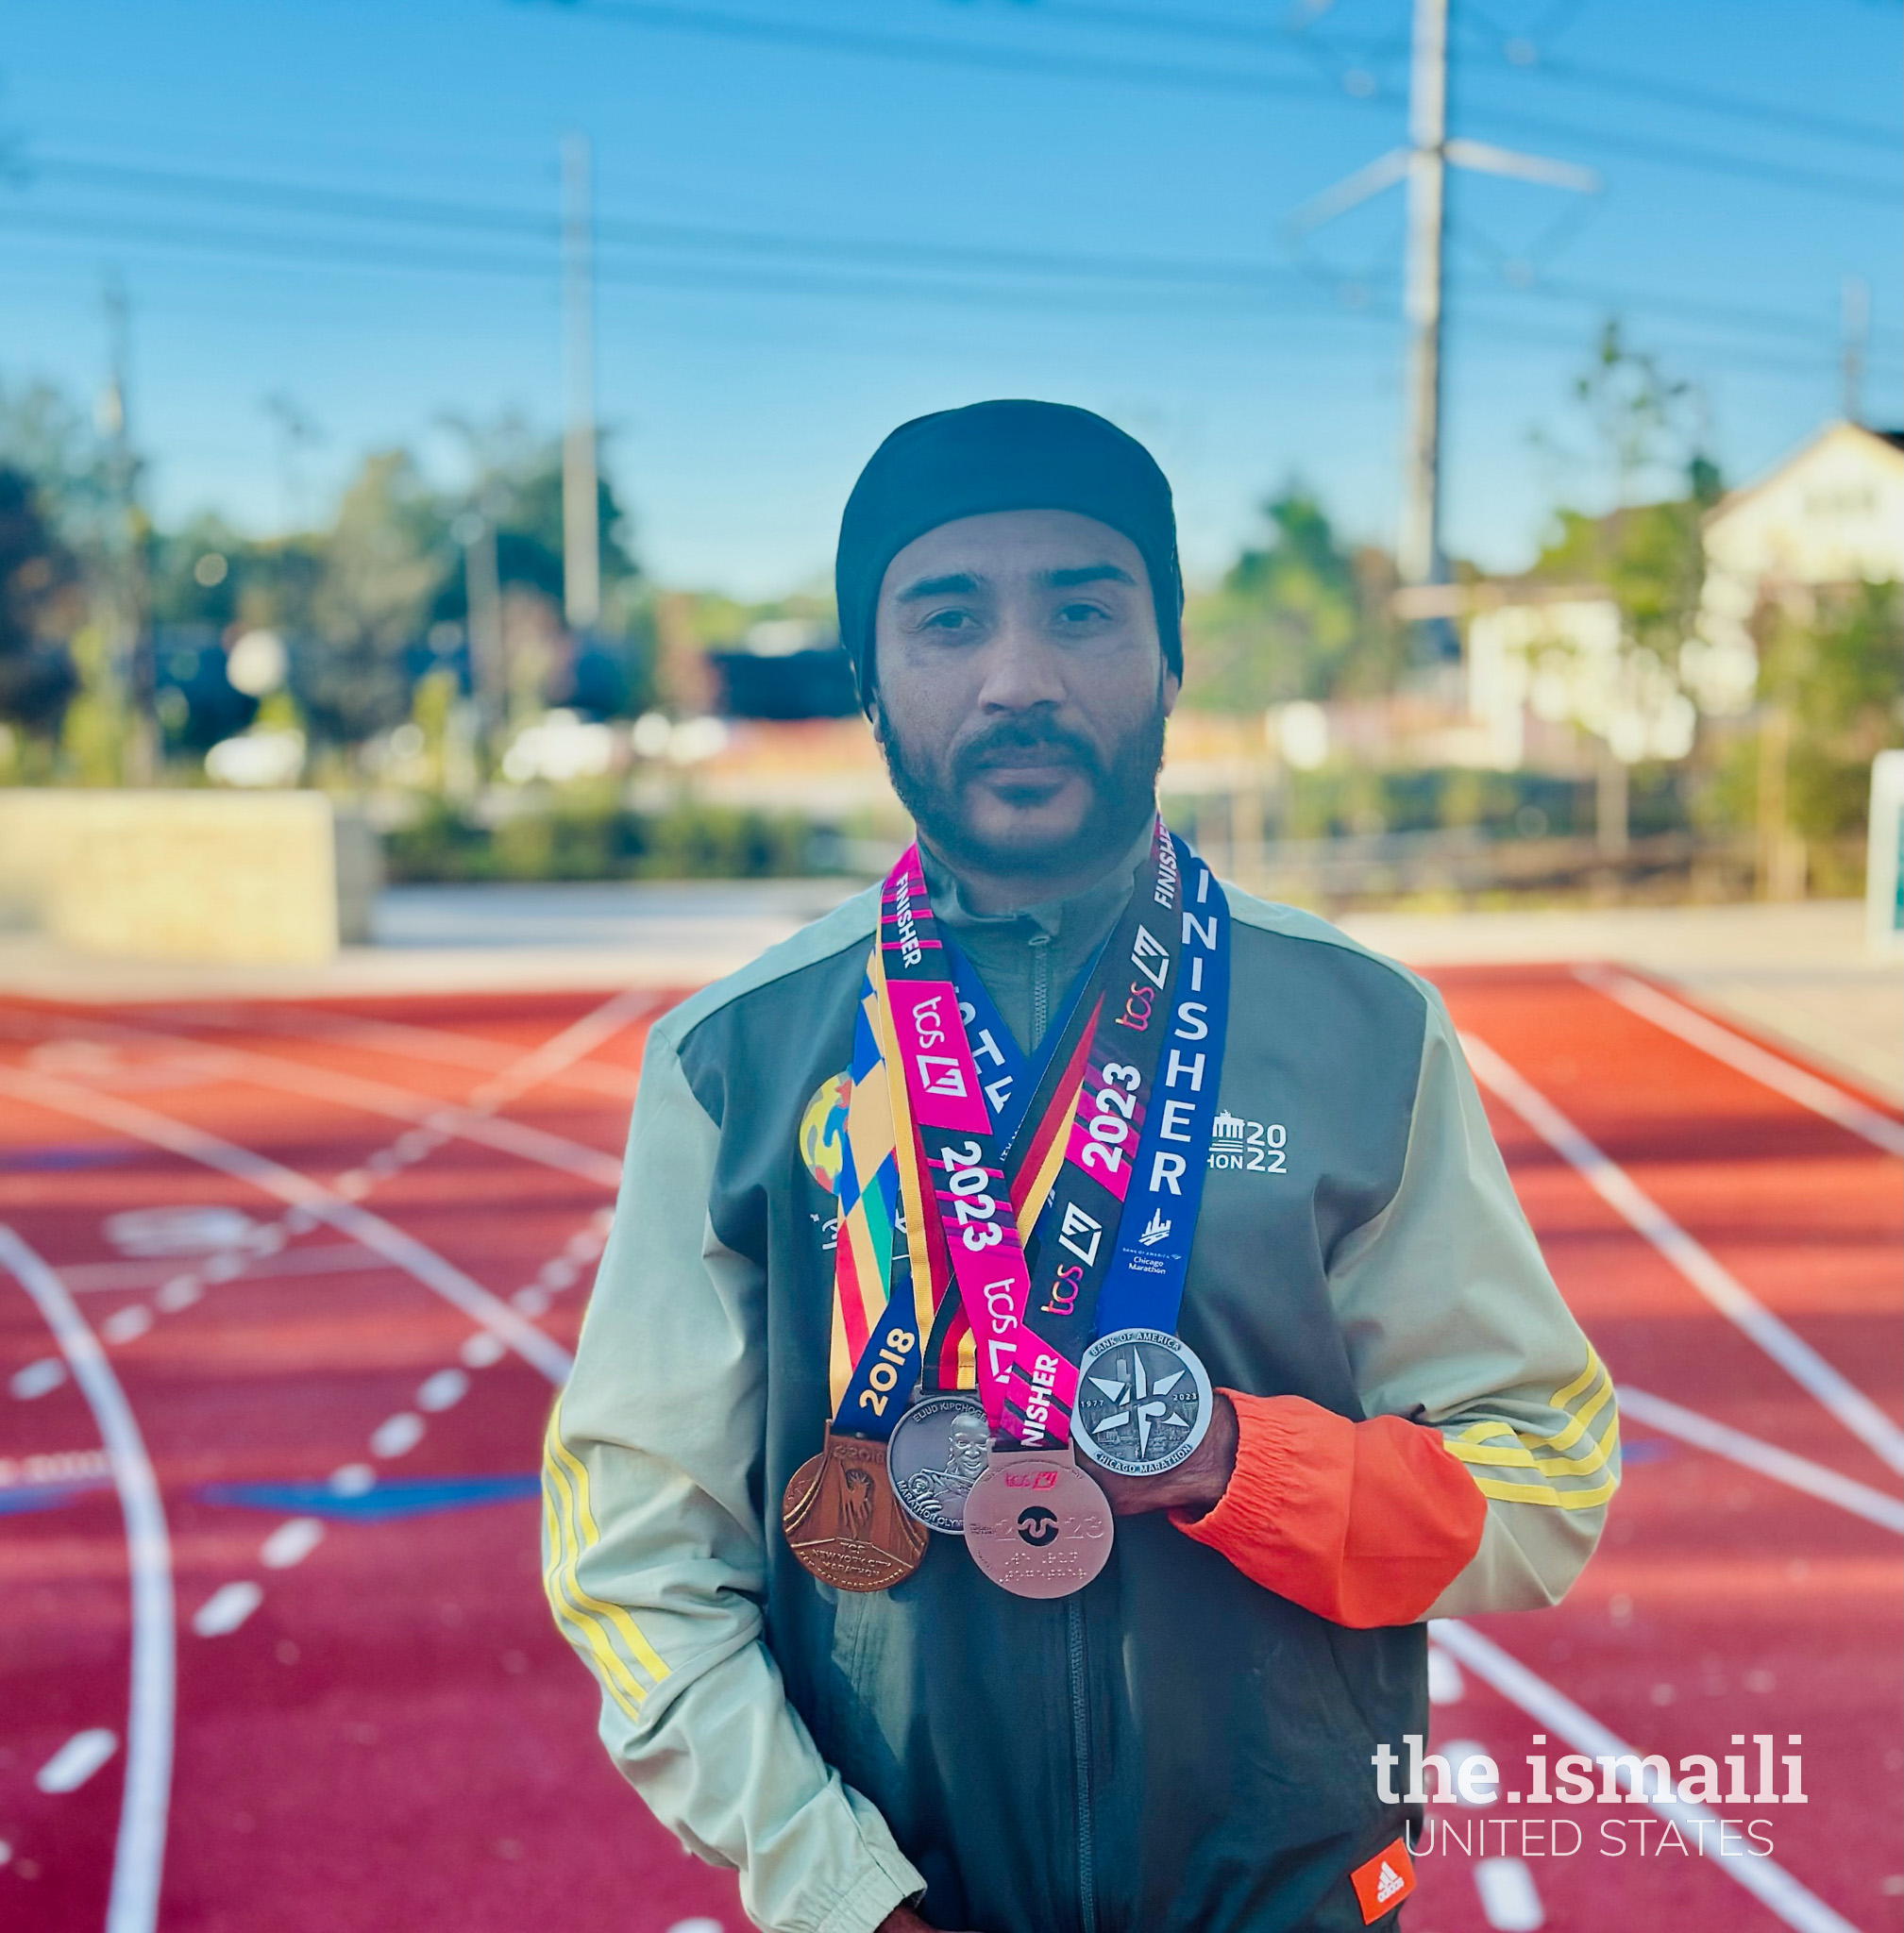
(834, 398, 1184, 712)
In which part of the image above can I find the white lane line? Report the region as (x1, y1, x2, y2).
(1461, 1032, 1904, 1479)
(101, 1305, 155, 1345)
(36, 1728, 121, 1793)
(1578, 967, 1904, 1160)
(161, 1002, 648, 1102)
(191, 1582, 262, 1637)
(0, 1066, 573, 1387)
(1426, 1644, 1465, 1705)
(0, 1226, 174, 1933)
(19, 1017, 625, 1191)
(261, 1518, 325, 1569)
(369, 1412, 425, 1458)
(11, 1356, 68, 1399)
(1474, 1856, 1543, 1930)
(463, 986, 655, 1113)
(59, 1243, 389, 1296)
(415, 1368, 468, 1412)
(1431, 1619, 1856, 1933)
(461, 1333, 507, 1370)
(1621, 1384, 1904, 1535)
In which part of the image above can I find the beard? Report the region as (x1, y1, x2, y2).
(879, 698, 1167, 884)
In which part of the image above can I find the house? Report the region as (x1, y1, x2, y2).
(1686, 420, 1904, 715)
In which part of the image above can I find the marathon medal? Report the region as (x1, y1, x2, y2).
(841, 819, 1231, 1595)
(1072, 1329, 1212, 1477)
(879, 829, 1186, 1593)
(784, 928, 946, 1593)
(962, 1441, 1113, 1599)
(782, 1426, 928, 1591)
(887, 1392, 991, 1534)
(1073, 847, 1230, 1480)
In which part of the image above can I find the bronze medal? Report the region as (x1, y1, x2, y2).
(782, 1426, 928, 1592)
(962, 1441, 1114, 1599)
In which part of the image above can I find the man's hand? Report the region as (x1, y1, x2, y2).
(1088, 1389, 1238, 1519)
(876, 1908, 979, 1933)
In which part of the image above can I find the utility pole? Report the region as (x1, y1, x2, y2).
(100, 275, 157, 784)
(455, 506, 507, 753)
(1397, 0, 1448, 590)
(1842, 274, 1869, 425)
(1287, 8, 1597, 598)
(561, 133, 601, 634)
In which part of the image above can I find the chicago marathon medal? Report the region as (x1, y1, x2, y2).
(782, 1427, 927, 1593)
(887, 1392, 991, 1534)
(1071, 1328, 1212, 1478)
(961, 1442, 1113, 1599)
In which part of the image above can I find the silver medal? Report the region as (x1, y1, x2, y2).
(1072, 1328, 1212, 1478)
(886, 1392, 991, 1534)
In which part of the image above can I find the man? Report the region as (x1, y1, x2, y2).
(544, 401, 1615, 1933)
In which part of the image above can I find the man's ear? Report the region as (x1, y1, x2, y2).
(866, 693, 887, 748)
(1161, 667, 1181, 719)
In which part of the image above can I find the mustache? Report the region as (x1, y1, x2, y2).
(951, 715, 1104, 780)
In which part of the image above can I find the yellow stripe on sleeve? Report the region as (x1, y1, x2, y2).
(1471, 1470, 1620, 1509)
(541, 1458, 649, 1718)
(1445, 1418, 1621, 1482)
(1548, 1348, 1605, 1415)
(540, 1479, 645, 1721)
(541, 1404, 670, 1695)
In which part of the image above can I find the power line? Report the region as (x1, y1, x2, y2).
(1448, 100, 1898, 205)
(32, 155, 1313, 294)
(6, 203, 1890, 385)
(527, 0, 1899, 202)
(524, 0, 1338, 102)
(1000, 0, 1899, 148)
(24, 152, 1879, 351)
(1464, 42, 1899, 151)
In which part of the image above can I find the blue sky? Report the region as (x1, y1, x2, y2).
(3, 0, 1898, 596)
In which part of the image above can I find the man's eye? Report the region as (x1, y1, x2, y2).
(921, 609, 975, 632)
(1055, 602, 1111, 625)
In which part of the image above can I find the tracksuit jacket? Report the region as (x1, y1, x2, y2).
(541, 864, 1617, 1933)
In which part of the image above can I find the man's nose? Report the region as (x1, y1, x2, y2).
(974, 614, 1067, 712)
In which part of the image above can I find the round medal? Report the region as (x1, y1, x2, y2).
(782, 1428, 927, 1592)
(962, 1444, 1113, 1599)
(1072, 1329, 1213, 1479)
(887, 1393, 991, 1534)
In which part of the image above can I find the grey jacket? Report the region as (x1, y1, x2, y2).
(542, 882, 1615, 1933)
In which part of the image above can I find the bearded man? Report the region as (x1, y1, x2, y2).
(543, 401, 1615, 1933)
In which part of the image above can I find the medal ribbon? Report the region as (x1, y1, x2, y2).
(880, 828, 1177, 1446)
(1092, 839, 1230, 1336)
(824, 967, 940, 1441)
(830, 884, 1109, 1429)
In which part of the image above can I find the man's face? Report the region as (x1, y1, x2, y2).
(870, 509, 1178, 883)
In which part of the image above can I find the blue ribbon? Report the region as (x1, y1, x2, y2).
(1092, 837, 1230, 1337)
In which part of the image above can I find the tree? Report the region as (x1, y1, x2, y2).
(0, 467, 82, 737)
(1523, 324, 1719, 849)
(1761, 580, 1904, 843)
(1182, 489, 1404, 711)
(298, 450, 450, 746)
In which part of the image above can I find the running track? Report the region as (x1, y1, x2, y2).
(0, 966, 1896, 1932)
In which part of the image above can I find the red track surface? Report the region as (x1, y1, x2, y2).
(0, 967, 1897, 1933)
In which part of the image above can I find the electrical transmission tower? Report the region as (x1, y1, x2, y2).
(1289, 0, 1598, 594)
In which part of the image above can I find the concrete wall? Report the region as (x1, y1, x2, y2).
(0, 790, 379, 964)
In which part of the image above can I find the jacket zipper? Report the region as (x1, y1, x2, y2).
(1030, 932, 1052, 1050)
(1067, 1595, 1098, 1933)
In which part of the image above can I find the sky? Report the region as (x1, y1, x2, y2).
(3, 0, 1899, 597)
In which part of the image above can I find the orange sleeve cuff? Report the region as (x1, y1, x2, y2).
(1172, 1390, 1487, 1628)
